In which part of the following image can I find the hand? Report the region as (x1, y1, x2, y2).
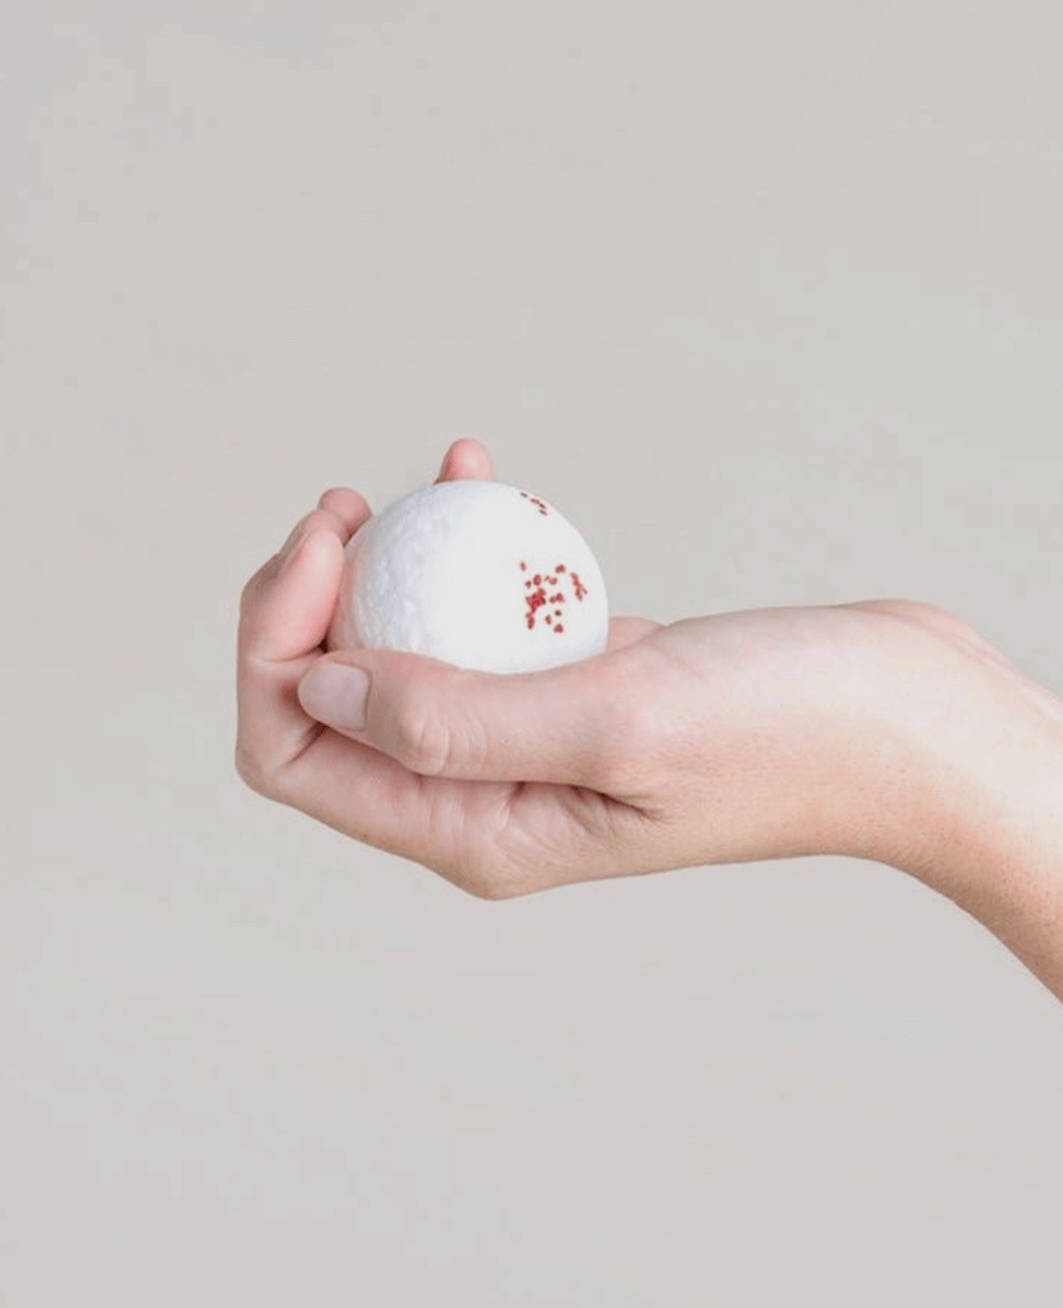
(235, 440, 1063, 972)
(236, 437, 661, 893)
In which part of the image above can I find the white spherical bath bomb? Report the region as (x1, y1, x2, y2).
(326, 480, 609, 673)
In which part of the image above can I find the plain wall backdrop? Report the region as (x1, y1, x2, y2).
(2, 2, 1062, 1304)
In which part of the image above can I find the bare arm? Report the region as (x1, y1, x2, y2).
(868, 604, 1063, 1000)
(236, 440, 1063, 1004)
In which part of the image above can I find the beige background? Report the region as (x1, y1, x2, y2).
(3, 2, 1062, 1304)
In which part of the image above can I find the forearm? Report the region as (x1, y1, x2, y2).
(891, 660, 1063, 1002)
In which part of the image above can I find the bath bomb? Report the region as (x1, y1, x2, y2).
(326, 480, 609, 673)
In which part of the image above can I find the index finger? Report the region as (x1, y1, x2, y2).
(236, 496, 370, 787)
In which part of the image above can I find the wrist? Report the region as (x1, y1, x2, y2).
(877, 654, 1063, 997)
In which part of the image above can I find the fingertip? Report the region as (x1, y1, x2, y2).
(436, 437, 495, 483)
(318, 487, 372, 535)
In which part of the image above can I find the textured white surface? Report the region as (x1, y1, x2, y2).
(327, 480, 609, 672)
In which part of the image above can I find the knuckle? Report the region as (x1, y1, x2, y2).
(392, 699, 454, 777)
(391, 685, 490, 779)
(238, 564, 275, 621)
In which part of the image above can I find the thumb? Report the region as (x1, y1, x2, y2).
(296, 648, 621, 787)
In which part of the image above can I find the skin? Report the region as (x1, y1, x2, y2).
(236, 439, 1063, 1001)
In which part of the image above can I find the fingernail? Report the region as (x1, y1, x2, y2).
(300, 662, 370, 730)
